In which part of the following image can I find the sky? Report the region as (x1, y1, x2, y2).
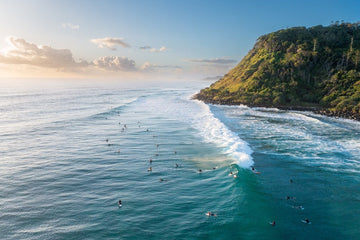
(0, 0, 360, 80)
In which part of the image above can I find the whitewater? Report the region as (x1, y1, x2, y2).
(0, 79, 359, 239)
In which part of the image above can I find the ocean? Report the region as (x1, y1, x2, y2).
(1, 79, 359, 240)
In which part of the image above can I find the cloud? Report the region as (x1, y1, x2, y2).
(61, 23, 80, 30)
(0, 36, 176, 77)
(203, 75, 223, 80)
(139, 46, 167, 52)
(187, 58, 237, 64)
(139, 46, 151, 50)
(140, 62, 181, 72)
(0, 36, 88, 70)
(91, 37, 130, 50)
(150, 46, 167, 52)
(92, 56, 136, 71)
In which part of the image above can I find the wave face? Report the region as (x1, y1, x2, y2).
(128, 88, 254, 168)
(192, 101, 254, 168)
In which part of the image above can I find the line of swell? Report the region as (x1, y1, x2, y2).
(87, 97, 142, 120)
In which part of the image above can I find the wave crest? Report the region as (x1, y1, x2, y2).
(192, 100, 254, 168)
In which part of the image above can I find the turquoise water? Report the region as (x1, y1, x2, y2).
(0, 79, 359, 239)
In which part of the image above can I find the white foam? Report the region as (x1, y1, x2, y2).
(132, 91, 254, 168)
(191, 100, 254, 168)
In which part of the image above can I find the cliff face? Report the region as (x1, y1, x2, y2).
(195, 23, 360, 120)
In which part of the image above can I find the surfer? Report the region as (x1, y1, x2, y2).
(302, 218, 311, 224)
(251, 167, 261, 174)
(293, 205, 304, 210)
(149, 159, 153, 164)
(290, 179, 293, 183)
(159, 178, 167, 182)
(148, 166, 152, 172)
(198, 169, 202, 173)
(175, 163, 179, 168)
(118, 200, 122, 207)
(206, 211, 216, 216)
(271, 220, 276, 226)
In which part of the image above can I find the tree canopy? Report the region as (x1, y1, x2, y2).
(196, 23, 360, 119)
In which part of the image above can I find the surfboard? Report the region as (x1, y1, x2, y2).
(205, 212, 216, 216)
(301, 220, 311, 224)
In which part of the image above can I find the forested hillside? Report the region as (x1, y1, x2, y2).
(195, 23, 360, 120)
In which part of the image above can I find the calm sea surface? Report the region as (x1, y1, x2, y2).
(1, 79, 359, 239)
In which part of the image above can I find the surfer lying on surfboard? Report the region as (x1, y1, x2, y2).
(301, 218, 311, 224)
(269, 220, 276, 226)
(292, 205, 304, 210)
(206, 211, 216, 217)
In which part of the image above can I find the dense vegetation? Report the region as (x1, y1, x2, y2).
(196, 23, 360, 120)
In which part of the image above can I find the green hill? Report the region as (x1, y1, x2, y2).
(195, 23, 360, 120)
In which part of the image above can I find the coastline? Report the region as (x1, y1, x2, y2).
(193, 93, 360, 122)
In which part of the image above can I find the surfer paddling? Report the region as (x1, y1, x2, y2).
(301, 218, 311, 224)
(206, 211, 216, 217)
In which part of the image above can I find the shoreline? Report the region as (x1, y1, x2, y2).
(193, 93, 360, 122)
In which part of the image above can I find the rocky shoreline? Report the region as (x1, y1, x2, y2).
(193, 93, 360, 122)
(314, 109, 360, 121)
